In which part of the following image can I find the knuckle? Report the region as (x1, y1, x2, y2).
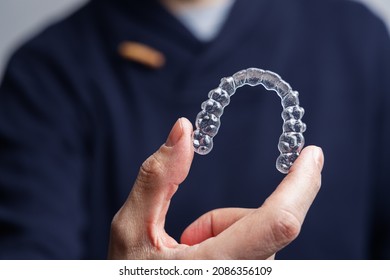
(110, 211, 128, 242)
(110, 208, 141, 243)
(137, 153, 165, 186)
(109, 211, 151, 259)
(271, 209, 301, 245)
(109, 213, 128, 254)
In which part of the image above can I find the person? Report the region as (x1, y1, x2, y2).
(0, 0, 388, 259)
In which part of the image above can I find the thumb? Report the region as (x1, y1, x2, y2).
(120, 118, 194, 232)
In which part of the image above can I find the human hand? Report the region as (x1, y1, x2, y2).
(107, 118, 324, 259)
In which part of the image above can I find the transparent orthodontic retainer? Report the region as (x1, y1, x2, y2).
(193, 68, 306, 174)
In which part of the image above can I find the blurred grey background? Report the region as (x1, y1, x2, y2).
(0, 0, 389, 77)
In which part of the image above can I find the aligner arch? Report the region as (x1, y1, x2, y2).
(193, 68, 306, 174)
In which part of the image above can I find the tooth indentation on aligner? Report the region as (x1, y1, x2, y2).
(282, 105, 305, 121)
(219, 77, 236, 96)
(232, 70, 247, 88)
(193, 68, 306, 174)
(275, 80, 292, 98)
(276, 153, 299, 174)
(193, 130, 213, 155)
(278, 132, 305, 154)
(196, 111, 221, 137)
(283, 119, 307, 133)
(208, 88, 230, 107)
(282, 91, 299, 108)
(261, 71, 282, 90)
(246, 68, 265, 86)
(201, 99, 224, 117)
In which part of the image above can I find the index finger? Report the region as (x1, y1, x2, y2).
(263, 145, 324, 225)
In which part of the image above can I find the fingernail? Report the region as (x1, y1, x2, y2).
(312, 147, 324, 170)
(165, 118, 183, 147)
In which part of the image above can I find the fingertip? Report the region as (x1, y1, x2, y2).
(282, 146, 323, 201)
(311, 146, 324, 171)
(290, 145, 324, 174)
(178, 117, 194, 132)
(165, 118, 193, 148)
(160, 118, 194, 185)
(180, 226, 198, 246)
(170, 117, 194, 160)
(165, 118, 183, 147)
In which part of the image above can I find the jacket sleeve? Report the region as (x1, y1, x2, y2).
(0, 43, 88, 259)
(370, 19, 390, 259)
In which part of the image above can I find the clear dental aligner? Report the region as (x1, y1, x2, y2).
(193, 68, 306, 174)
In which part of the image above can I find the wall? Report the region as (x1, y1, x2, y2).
(0, 0, 389, 77)
(0, 0, 88, 77)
